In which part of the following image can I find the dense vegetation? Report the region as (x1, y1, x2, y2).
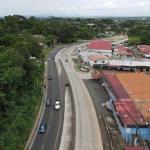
(128, 25, 150, 45)
(0, 15, 150, 149)
(0, 16, 44, 149)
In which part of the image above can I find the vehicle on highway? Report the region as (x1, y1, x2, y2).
(48, 76, 53, 80)
(38, 121, 47, 134)
(65, 83, 70, 86)
(54, 100, 61, 110)
(46, 98, 51, 106)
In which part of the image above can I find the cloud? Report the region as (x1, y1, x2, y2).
(0, 0, 150, 17)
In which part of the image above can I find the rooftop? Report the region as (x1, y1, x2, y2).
(88, 54, 109, 62)
(116, 45, 133, 56)
(102, 72, 130, 99)
(88, 39, 112, 50)
(116, 72, 150, 120)
(138, 45, 150, 54)
(114, 100, 146, 126)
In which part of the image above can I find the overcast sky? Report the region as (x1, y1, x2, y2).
(0, 0, 150, 17)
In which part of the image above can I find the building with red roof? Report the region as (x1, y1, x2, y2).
(88, 54, 109, 67)
(125, 146, 145, 150)
(115, 45, 133, 57)
(88, 39, 112, 56)
(102, 72, 130, 99)
(114, 100, 146, 126)
(100, 71, 150, 144)
(138, 45, 150, 58)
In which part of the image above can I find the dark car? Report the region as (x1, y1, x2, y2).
(65, 83, 70, 86)
(48, 76, 53, 80)
(46, 98, 51, 106)
(38, 121, 47, 134)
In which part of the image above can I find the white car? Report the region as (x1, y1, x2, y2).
(55, 100, 61, 110)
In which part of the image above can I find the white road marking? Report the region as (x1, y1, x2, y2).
(41, 144, 45, 150)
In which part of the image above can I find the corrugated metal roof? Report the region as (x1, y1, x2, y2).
(125, 146, 145, 150)
(138, 45, 150, 54)
(102, 72, 130, 99)
(114, 100, 146, 126)
(89, 54, 109, 61)
(116, 72, 150, 120)
(88, 40, 112, 50)
(116, 45, 133, 56)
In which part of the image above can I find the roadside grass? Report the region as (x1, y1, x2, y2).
(43, 47, 52, 58)
(72, 58, 90, 72)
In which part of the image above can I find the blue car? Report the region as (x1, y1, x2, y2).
(38, 121, 47, 134)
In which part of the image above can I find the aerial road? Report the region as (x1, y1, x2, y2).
(57, 43, 104, 150)
(31, 46, 68, 150)
(30, 43, 104, 150)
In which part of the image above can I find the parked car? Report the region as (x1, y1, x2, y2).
(38, 121, 47, 134)
(54, 100, 61, 110)
(48, 58, 51, 61)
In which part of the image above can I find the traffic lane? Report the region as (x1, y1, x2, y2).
(39, 56, 67, 150)
(52, 62, 69, 150)
(32, 46, 67, 150)
(31, 49, 59, 150)
(44, 60, 69, 150)
(83, 79, 111, 150)
(31, 59, 55, 150)
(42, 56, 60, 150)
(48, 46, 65, 58)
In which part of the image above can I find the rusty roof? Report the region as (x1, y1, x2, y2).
(102, 72, 130, 99)
(114, 100, 146, 126)
(88, 40, 112, 50)
(88, 54, 109, 61)
(116, 72, 150, 120)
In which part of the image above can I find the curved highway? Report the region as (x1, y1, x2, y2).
(31, 43, 104, 150)
(31, 46, 68, 150)
(57, 44, 103, 150)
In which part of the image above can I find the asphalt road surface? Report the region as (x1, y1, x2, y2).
(31, 46, 68, 150)
(84, 79, 111, 150)
(59, 45, 104, 150)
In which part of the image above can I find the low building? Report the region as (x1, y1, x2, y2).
(78, 51, 101, 64)
(116, 72, 150, 121)
(114, 45, 134, 57)
(88, 54, 109, 67)
(100, 72, 150, 143)
(138, 45, 150, 58)
(88, 40, 112, 56)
